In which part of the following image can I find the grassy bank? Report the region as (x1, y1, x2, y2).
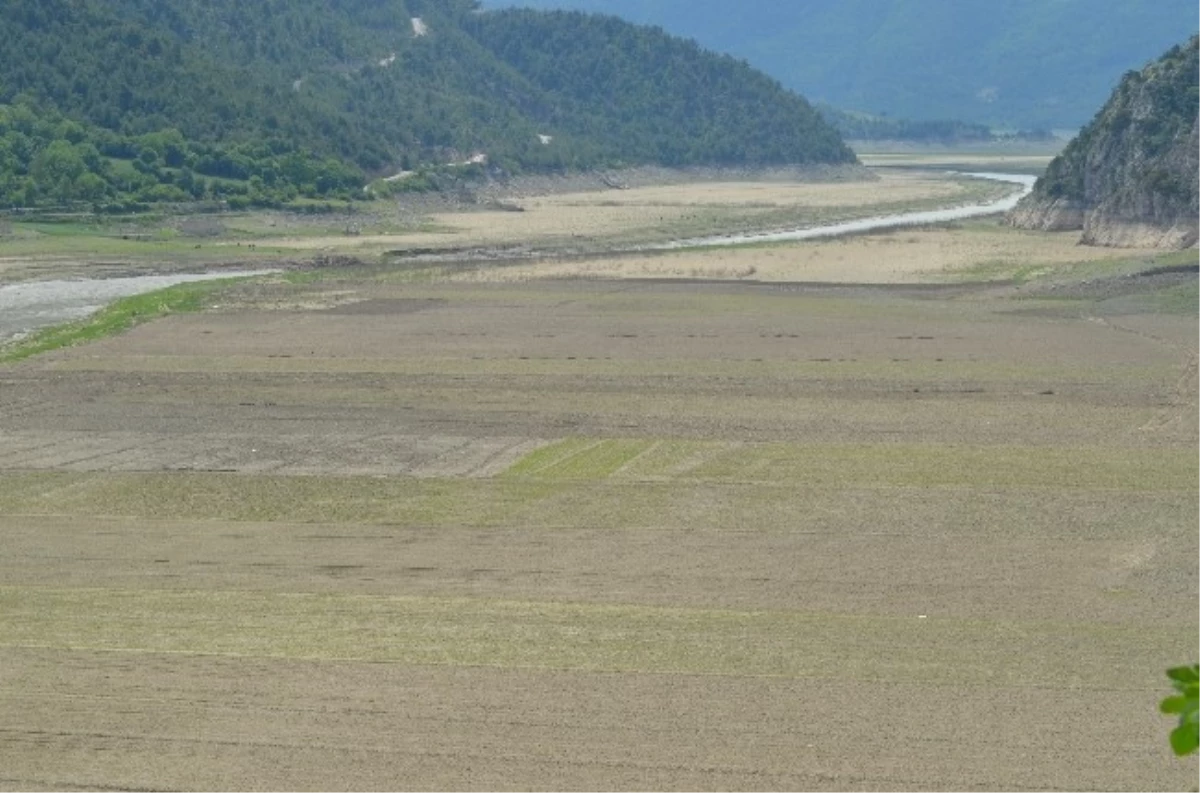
(0, 277, 242, 364)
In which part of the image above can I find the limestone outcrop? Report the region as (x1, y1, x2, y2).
(1008, 37, 1198, 249)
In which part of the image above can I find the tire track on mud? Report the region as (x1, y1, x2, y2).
(0, 723, 1102, 793)
(0, 777, 168, 793)
(0, 396, 48, 422)
(1094, 311, 1195, 431)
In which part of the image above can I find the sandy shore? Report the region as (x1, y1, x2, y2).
(456, 222, 1133, 284)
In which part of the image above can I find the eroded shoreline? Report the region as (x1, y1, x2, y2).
(0, 170, 1033, 344)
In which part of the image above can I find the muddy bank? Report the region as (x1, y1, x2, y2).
(0, 170, 1025, 343)
(0, 270, 279, 346)
(475, 162, 873, 199)
(385, 163, 874, 216)
(386, 171, 1034, 265)
(655, 172, 1034, 249)
(1009, 194, 1200, 249)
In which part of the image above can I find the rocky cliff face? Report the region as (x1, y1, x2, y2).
(1008, 37, 1198, 249)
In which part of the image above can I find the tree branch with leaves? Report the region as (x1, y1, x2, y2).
(1161, 664, 1199, 756)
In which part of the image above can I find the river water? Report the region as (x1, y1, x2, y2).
(0, 172, 1034, 346)
(655, 171, 1036, 249)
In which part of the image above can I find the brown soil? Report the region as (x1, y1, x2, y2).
(0, 646, 1183, 792)
(0, 275, 1196, 790)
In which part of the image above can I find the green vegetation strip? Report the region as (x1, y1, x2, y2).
(0, 278, 242, 364)
(0, 585, 1181, 687)
(504, 438, 1196, 491)
(0, 471, 1192, 535)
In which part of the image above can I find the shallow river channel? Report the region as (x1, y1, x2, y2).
(657, 171, 1036, 249)
(0, 172, 1034, 346)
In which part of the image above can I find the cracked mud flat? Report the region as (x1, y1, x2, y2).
(0, 268, 1196, 791)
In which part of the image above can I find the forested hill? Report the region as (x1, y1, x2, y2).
(487, 0, 1197, 130)
(0, 0, 853, 209)
(461, 10, 850, 167)
(1008, 37, 1199, 249)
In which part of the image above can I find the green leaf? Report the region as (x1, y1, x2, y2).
(1161, 695, 1189, 714)
(1166, 665, 1199, 684)
(1169, 723, 1199, 757)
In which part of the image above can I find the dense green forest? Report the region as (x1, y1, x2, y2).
(463, 10, 851, 166)
(0, 0, 853, 210)
(0, 0, 527, 173)
(488, 0, 1197, 129)
(0, 101, 365, 210)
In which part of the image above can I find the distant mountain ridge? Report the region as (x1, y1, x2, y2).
(816, 105, 993, 144)
(814, 105, 1054, 145)
(486, 0, 1198, 130)
(1008, 37, 1199, 249)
